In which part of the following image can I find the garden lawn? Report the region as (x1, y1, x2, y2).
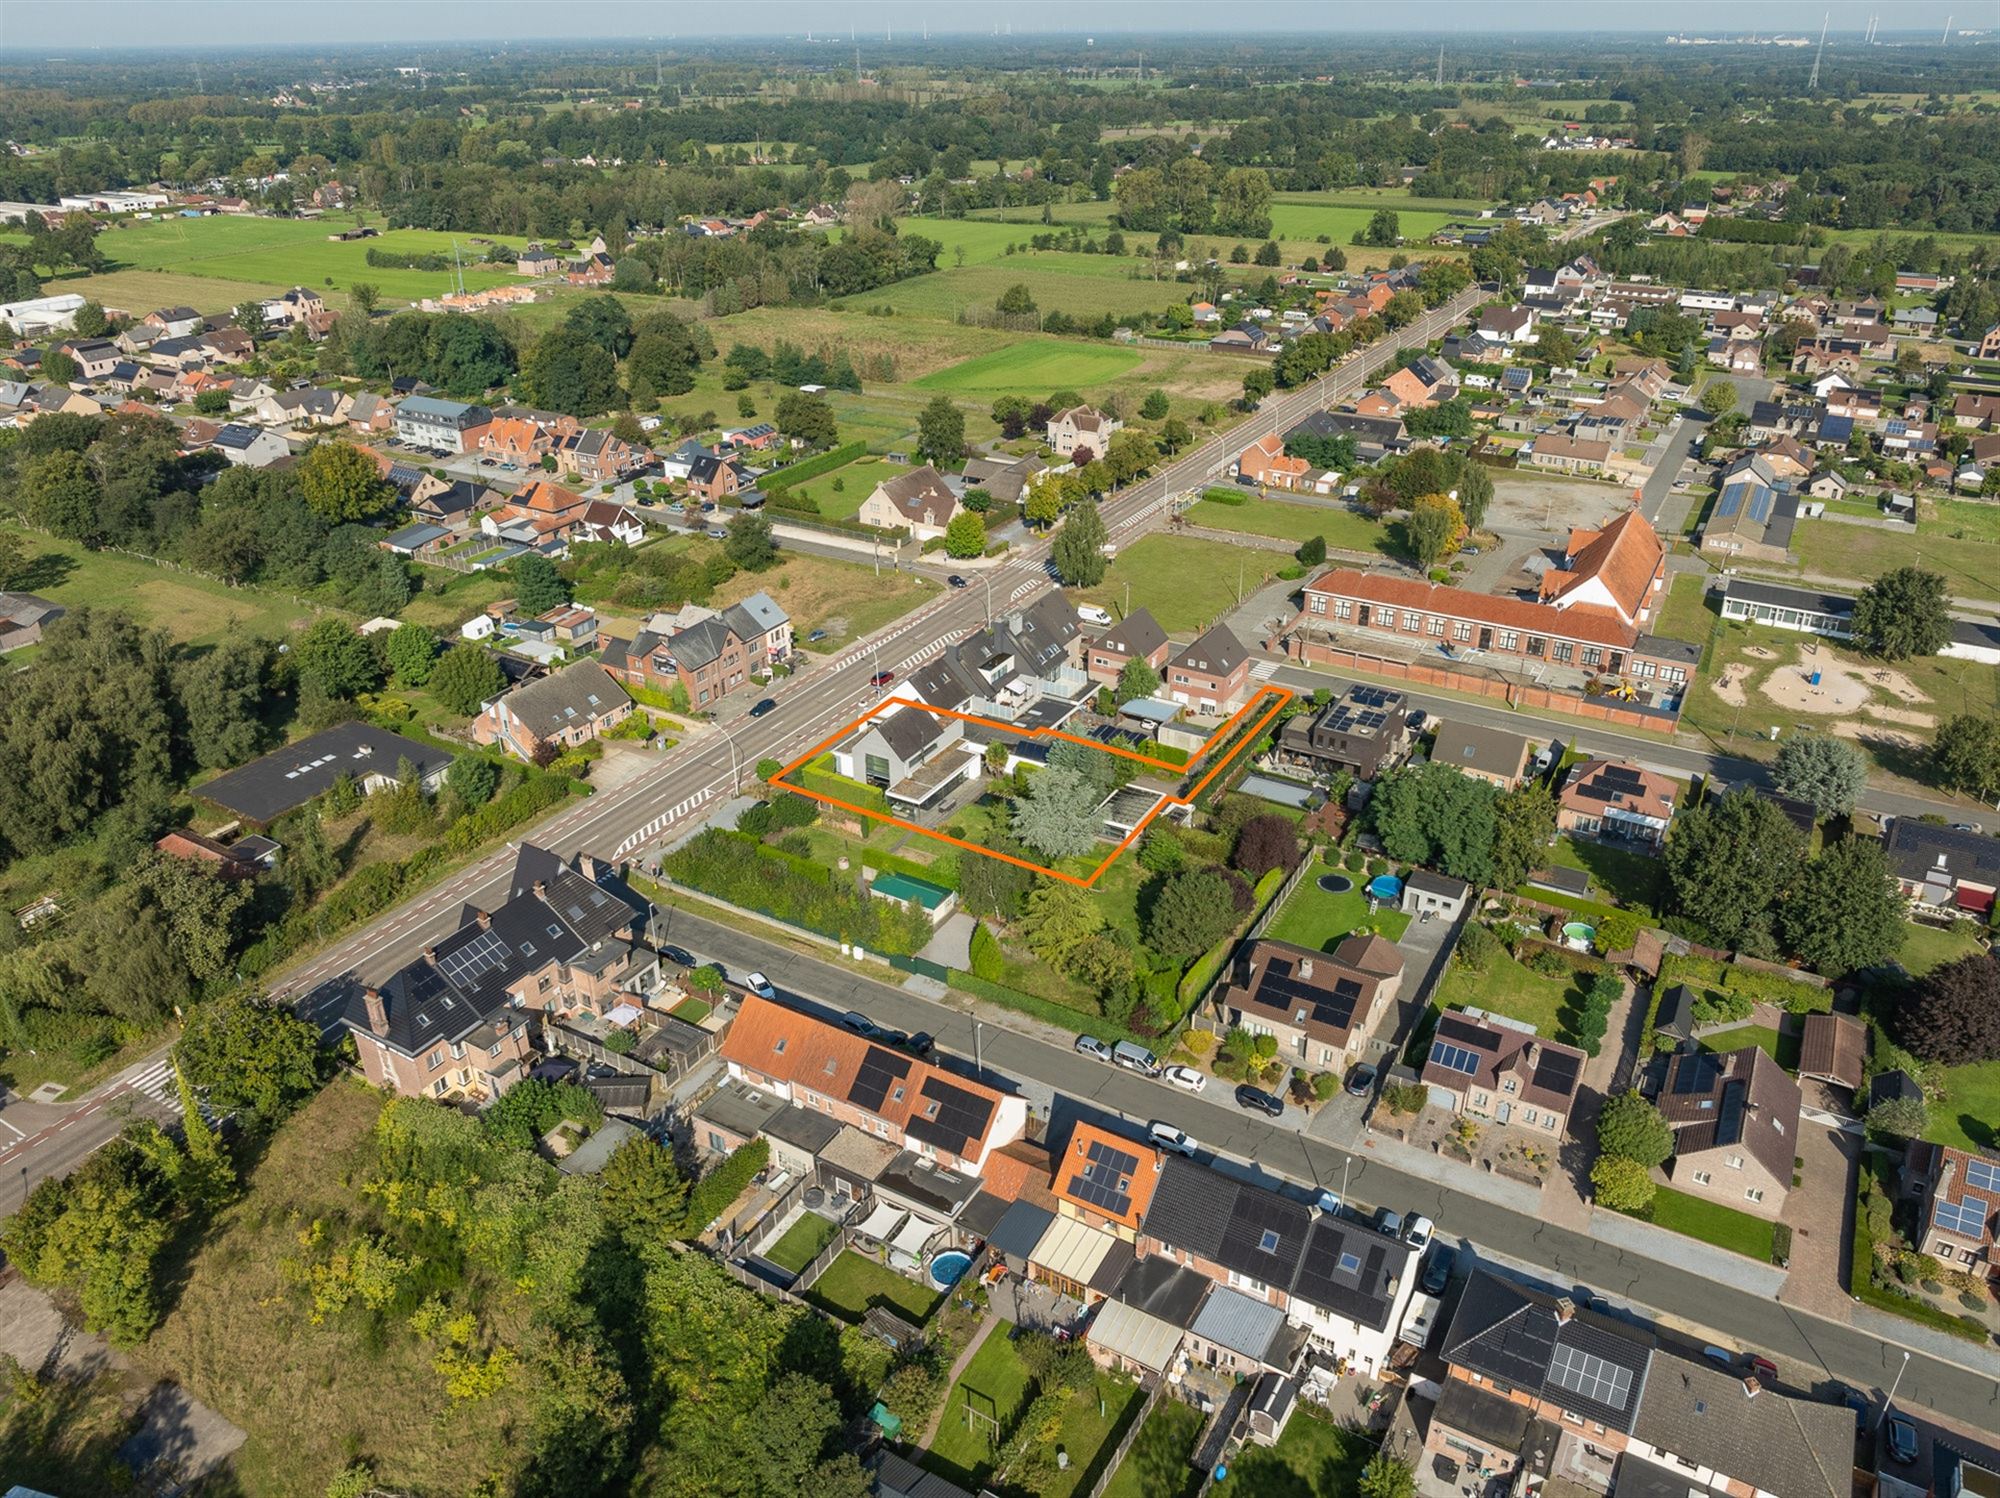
(1541, 836, 1667, 919)
(1185, 497, 1395, 558)
(715, 552, 937, 654)
(1898, 921, 1987, 977)
(1263, 873, 1411, 953)
(1210, 1407, 1369, 1497)
(1926, 1060, 2000, 1154)
(914, 339, 1144, 395)
(1652, 573, 1720, 663)
(775, 454, 915, 521)
(1627, 1184, 1779, 1261)
(1700, 1024, 1800, 1070)
(1036, 1375, 1147, 1498)
(26, 267, 289, 320)
(1792, 516, 2000, 604)
(1434, 952, 1569, 1038)
(761, 1213, 840, 1275)
(804, 1250, 944, 1325)
(1073, 534, 1285, 635)
(924, 1323, 1035, 1489)
(668, 996, 712, 1025)
(1101, 1398, 1205, 1498)
(1, 525, 325, 647)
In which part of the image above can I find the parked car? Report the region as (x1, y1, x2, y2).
(874, 1027, 909, 1048)
(1344, 1063, 1377, 1097)
(742, 971, 777, 1000)
(1163, 1064, 1208, 1094)
(1403, 1214, 1434, 1251)
(1148, 1122, 1197, 1158)
(840, 1011, 876, 1037)
(1075, 1035, 1113, 1062)
(1887, 1414, 1919, 1465)
(1420, 1245, 1455, 1296)
(661, 944, 696, 968)
(1112, 1040, 1161, 1077)
(1373, 1206, 1405, 1239)
(1235, 1084, 1284, 1118)
(706, 528, 727, 539)
(947, 574, 968, 589)
(1317, 1191, 1343, 1216)
(747, 698, 777, 718)
(1748, 1355, 1778, 1383)
(806, 629, 828, 643)
(903, 1032, 935, 1057)
(1077, 605, 1113, 626)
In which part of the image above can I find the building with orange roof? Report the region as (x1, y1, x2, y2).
(1234, 432, 1310, 490)
(480, 478, 594, 548)
(717, 994, 1027, 1175)
(1537, 508, 1666, 629)
(477, 416, 551, 463)
(1052, 1121, 1163, 1241)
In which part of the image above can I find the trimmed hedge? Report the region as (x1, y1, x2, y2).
(1656, 952, 1831, 1016)
(665, 828, 932, 955)
(969, 922, 1005, 982)
(946, 970, 1143, 1044)
(683, 1138, 770, 1237)
(760, 440, 867, 493)
(1850, 1161, 1990, 1342)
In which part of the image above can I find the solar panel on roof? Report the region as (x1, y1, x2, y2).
(1601, 765, 1644, 786)
(1535, 1050, 1582, 1096)
(1549, 1344, 1634, 1409)
(1067, 1137, 1139, 1218)
(1575, 783, 1614, 802)
(1430, 1041, 1481, 1076)
(436, 928, 509, 989)
(1966, 1159, 2000, 1193)
(1933, 1198, 1988, 1237)
(850, 1045, 911, 1113)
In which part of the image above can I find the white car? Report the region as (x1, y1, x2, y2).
(1403, 1214, 1435, 1252)
(743, 971, 777, 999)
(1148, 1121, 1198, 1158)
(1163, 1064, 1208, 1094)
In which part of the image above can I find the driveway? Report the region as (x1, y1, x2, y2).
(1778, 1086, 1862, 1322)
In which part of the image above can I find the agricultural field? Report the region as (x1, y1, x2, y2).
(833, 263, 1197, 322)
(912, 340, 1144, 395)
(12, 266, 289, 320)
(1266, 190, 1491, 245)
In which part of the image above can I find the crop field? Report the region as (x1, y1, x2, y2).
(1266, 191, 1489, 244)
(18, 266, 291, 320)
(833, 263, 1197, 321)
(913, 340, 1144, 394)
(57, 213, 531, 308)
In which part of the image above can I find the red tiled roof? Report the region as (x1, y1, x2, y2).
(1052, 1121, 1161, 1230)
(1302, 569, 1638, 649)
(1541, 509, 1663, 621)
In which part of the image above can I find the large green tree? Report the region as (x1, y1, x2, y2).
(1009, 767, 1101, 860)
(943, 511, 986, 559)
(513, 553, 570, 615)
(518, 329, 622, 417)
(1489, 782, 1557, 890)
(1933, 713, 2000, 802)
(429, 642, 506, 716)
(1371, 762, 1498, 887)
(725, 512, 777, 570)
(1852, 567, 1950, 660)
(1896, 953, 2000, 1066)
(1772, 733, 1868, 818)
(292, 616, 381, 699)
(1780, 836, 1905, 975)
(19, 447, 103, 545)
(1147, 867, 1241, 961)
(173, 632, 269, 770)
(385, 621, 439, 686)
(1051, 503, 1109, 588)
(916, 395, 966, 467)
(1662, 789, 1803, 955)
(297, 441, 396, 523)
(1596, 1090, 1674, 1168)
(174, 990, 323, 1125)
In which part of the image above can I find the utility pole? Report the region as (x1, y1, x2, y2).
(1808, 13, 1828, 91)
(1437, 44, 1445, 86)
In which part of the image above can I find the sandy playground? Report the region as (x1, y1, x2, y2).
(1751, 646, 1934, 723)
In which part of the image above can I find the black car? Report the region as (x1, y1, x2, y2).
(1235, 1084, 1284, 1118)
(839, 1011, 876, 1037)
(904, 1032, 936, 1057)
(1420, 1245, 1455, 1296)
(661, 945, 696, 968)
(1887, 1414, 1919, 1465)
(748, 698, 777, 718)
(875, 1028, 910, 1049)
(947, 574, 969, 589)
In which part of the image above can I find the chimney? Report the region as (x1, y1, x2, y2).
(532, 879, 548, 899)
(423, 945, 438, 965)
(1299, 959, 1314, 981)
(1527, 1042, 1543, 1069)
(580, 853, 601, 881)
(473, 906, 491, 929)
(1554, 1296, 1575, 1323)
(1741, 1376, 1761, 1399)
(362, 985, 389, 1036)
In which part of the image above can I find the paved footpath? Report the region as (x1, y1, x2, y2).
(918, 1311, 1001, 1447)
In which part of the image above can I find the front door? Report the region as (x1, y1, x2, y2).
(1478, 627, 1493, 649)
(1496, 1101, 1512, 1125)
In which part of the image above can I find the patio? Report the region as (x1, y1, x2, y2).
(988, 1269, 1085, 1337)
(1388, 1104, 1558, 1190)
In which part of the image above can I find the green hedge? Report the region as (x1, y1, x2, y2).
(969, 922, 1005, 982)
(1850, 1162, 1990, 1342)
(760, 440, 867, 493)
(1201, 487, 1249, 506)
(1177, 865, 1286, 1009)
(793, 760, 893, 817)
(665, 828, 932, 955)
(858, 843, 959, 891)
(682, 1138, 770, 1237)
(946, 970, 1142, 1044)
(1655, 951, 1832, 1017)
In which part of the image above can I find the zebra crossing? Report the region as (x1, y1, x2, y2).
(614, 784, 719, 858)
(123, 1058, 179, 1109)
(1251, 660, 1282, 681)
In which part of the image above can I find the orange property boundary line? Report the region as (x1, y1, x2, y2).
(770, 684, 1296, 888)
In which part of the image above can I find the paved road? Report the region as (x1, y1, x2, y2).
(649, 904, 2000, 1433)
(0, 288, 1484, 1209)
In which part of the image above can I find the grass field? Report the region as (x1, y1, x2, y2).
(1434, 952, 1572, 1039)
(1897, 921, 1987, 977)
(914, 340, 1144, 395)
(760, 1213, 840, 1275)
(1626, 1184, 1780, 1261)
(1540, 836, 1668, 918)
(804, 1250, 943, 1325)
(774, 454, 914, 520)
(47, 211, 531, 310)
(1185, 496, 1395, 558)
(1211, 1407, 1368, 1497)
(836, 264, 1197, 323)
(1928, 1059, 2000, 1154)
(1101, 1398, 1204, 1498)
(1073, 533, 1286, 635)
(1264, 872, 1411, 954)
(1266, 195, 1479, 245)
(23, 266, 293, 319)
(1791, 516, 2000, 603)
(2, 525, 329, 648)
(716, 551, 937, 653)
(1701, 1024, 1801, 1070)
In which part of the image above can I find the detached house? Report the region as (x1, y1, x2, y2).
(1084, 606, 1172, 688)
(1557, 757, 1677, 848)
(1235, 431, 1311, 490)
(1429, 720, 1534, 791)
(1908, 1143, 2000, 1284)
(832, 705, 975, 813)
(394, 396, 492, 454)
(1422, 1011, 1585, 1139)
(857, 465, 962, 542)
(1882, 820, 2000, 922)
(1046, 405, 1121, 460)
(1165, 624, 1251, 717)
(474, 660, 633, 761)
(552, 427, 641, 484)
(1219, 935, 1407, 1075)
(600, 593, 793, 709)
(1657, 1045, 1801, 1218)
(1274, 683, 1411, 780)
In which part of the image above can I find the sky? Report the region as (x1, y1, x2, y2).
(0, 1, 1978, 51)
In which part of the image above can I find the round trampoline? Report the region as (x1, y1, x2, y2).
(1317, 874, 1355, 895)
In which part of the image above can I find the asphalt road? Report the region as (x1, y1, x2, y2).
(652, 904, 2000, 1433)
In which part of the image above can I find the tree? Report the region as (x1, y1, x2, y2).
(1140, 389, 1170, 421)
(774, 390, 838, 448)
(513, 553, 570, 615)
(430, 642, 506, 716)
(1359, 209, 1401, 246)
(71, 299, 109, 337)
(613, 255, 655, 292)
(1533, 327, 1578, 368)
(944, 511, 986, 559)
(1161, 416, 1192, 453)
(385, 621, 440, 687)
(1371, 762, 1498, 886)
(1241, 367, 1275, 406)
(1147, 868, 1240, 960)
(1662, 789, 1804, 955)
(1254, 240, 1282, 267)
(1852, 567, 1950, 660)
(1115, 656, 1159, 706)
(174, 991, 322, 1125)
(193, 387, 231, 414)
(916, 395, 965, 467)
(517, 329, 622, 417)
(447, 753, 499, 807)
(996, 282, 1037, 316)
(1456, 460, 1494, 531)
(598, 1133, 689, 1242)
(350, 282, 380, 317)
(1596, 1090, 1674, 1168)
(1772, 733, 1868, 818)
(131, 849, 252, 982)
(1017, 881, 1105, 970)
(1051, 503, 1109, 588)
(39, 348, 78, 385)
(1933, 713, 2000, 802)
(1232, 814, 1302, 880)
(1898, 953, 2000, 1065)
(1699, 379, 1739, 418)
(1359, 1453, 1416, 1498)
(293, 616, 380, 699)
(1010, 768, 1101, 860)
(1405, 493, 1464, 569)
(175, 633, 269, 770)
(1489, 783, 1557, 890)
(725, 511, 778, 570)
(19, 447, 102, 545)
(1865, 1093, 1928, 1145)
(1782, 836, 1905, 975)
(1591, 1154, 1657, 1214)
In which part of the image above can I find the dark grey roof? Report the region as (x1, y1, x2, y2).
(1635, 632, 1702, 665)
(496, 660, 625, 735)
(1114, 1254, 1213, 1329)
(877, 705, 945, 761)
(877, 1149, 983, 1217)
(957, 1189, 1012, 1240)
(1883, 818, 2000, 886)
(1431, 719, 1531, 780)
(763, 1103, 843, 1156)
(198, 721, 452, 823)
(1173, 623, 1249, 678)
(1405, 869, 1469, 899)
(1951, 617, 2000, 654)
(1145, 1156, 1310, 1286)
(873, 1448, 979, 1498)
(1290, 1214, 1414, 1331)
(1289, 408, 1405, 446)
(1869, 1068, 1922, 1109)
(903, 653, 978, 712)
(414, 479, 487, 517)
(1614, 1454, 1730, 1498)
(1653, 983, 1697, 1042)
(1720, 576, 1857, 618)
(661, 616, 737, 673)
(1095, 607, 1168, 663)
(1433, 1373, 1535, 1450)
(989, 1199, 1057, 1261)
(1441, 1269, 1654, 1432)
(1632, 1355, 1854, 1498)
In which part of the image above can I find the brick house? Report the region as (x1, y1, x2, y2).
(1084, 606, 1171, 687)
(600, 593, 791, 708)
(477, 416, 552, 464)
(1526, 432, 1614, 475)
(857, 465, 962, 542)
(1430, 720, 1534, 790)
(686, 453, 745, 502)
(1165, 624, 1251, 716)
(1219, 934, 1407, 1075)
(1658, 1045, 1801, 1218)
(335, 844, 654, 1100)
(1557, 757, 1678, 848)
(473, 660, 633, 761)
(553, 427, 641, 483)
(1422, 1010, 1585, 1139)
(1273, 683, 1411, 780)
(1046, 405, 1122, 459)
(1908, 1143, 2000, 1283)
(1235, 432, 1311, 490)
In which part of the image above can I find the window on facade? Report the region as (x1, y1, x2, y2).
(1745, 1188, 1765, 1203)
(1526, 636, 1545, 657)
(1503, 1078, 1518, 1093)
(1453, 621, 1472, 641)
(488, 1041, 501, 1056)
(1552, 641, 1574, 664)
(1428, 617, 1446, 637)
(538, 976, 551, 992)
(427, 1049, 443, 1071)
(1727, 1154, 1744, 1169)
(1335, 600, 1353, 620)
(1582, 647, 1602, 667)
(1692, 1170, 1712, 1185)
(1497, 630, 1518, 650)
(1310, 595, 1326, 614)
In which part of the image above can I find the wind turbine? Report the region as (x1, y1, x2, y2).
(1807, 13, 1828, 91)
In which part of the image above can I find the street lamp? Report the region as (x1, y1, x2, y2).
(1876, 1349, 1910, 1432)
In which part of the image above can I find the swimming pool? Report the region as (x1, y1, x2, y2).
(1367, 874, 1404, 901)
(929, 1250, 972, 1289)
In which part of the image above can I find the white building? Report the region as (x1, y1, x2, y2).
(0, 292, 86, 336)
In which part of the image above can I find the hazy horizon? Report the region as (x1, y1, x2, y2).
(0, 2, 1982, 53)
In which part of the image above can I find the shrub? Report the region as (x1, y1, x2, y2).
(969, 921, 1006, 983)
(1771, 1222, 1793, 1266)
(1456, 923, 1501, 974)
